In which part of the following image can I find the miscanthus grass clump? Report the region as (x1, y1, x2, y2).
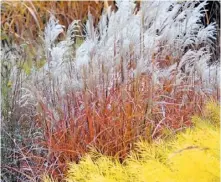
(44, 101, 220, 182)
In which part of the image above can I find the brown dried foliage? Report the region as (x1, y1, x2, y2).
(1, 1, 104, 42)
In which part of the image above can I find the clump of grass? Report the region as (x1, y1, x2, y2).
(31, 71, 213, 180)
(2, 1, 220, 181)
(45, 101, 219, 182)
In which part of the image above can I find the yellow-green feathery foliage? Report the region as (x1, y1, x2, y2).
(42, 175, 56, 182)
(46, 102, 220, 182)
(204, 100, 220, 125)
(65, 154, 128, 182)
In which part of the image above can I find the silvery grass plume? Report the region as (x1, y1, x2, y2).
(33, 0, 219, 102)
(37, 15, 82, 100)
(2, 1, 219, 109)
(1, 15, 82, 118)
(16, 0, 219, 110)
(74, 0, 219, 91)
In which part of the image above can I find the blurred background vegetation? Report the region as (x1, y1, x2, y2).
(1, 1, 104, 43)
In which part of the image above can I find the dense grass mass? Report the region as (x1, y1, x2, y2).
(1, 1, 220, 181)
(44, 101, 220, 182)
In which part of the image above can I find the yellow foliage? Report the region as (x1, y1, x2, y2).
(22, 62, 32, 75)
(66, 155, 128, 182)
(7, 81, 12, 88)
(170, 149, 219, 182)
(45, 102, 220, 182)
(42, 175, 56, 182)
(204, 100, 220, 125)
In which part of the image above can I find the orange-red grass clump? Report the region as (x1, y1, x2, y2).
(20, 69, 217, 180)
